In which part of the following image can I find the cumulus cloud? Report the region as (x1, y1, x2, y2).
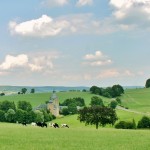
(9, 15, 70, 37)
(41, 0, 69, 7)
(0, 54, 28, 70)
(109, 0, 150, 29)
(83, 51, 112, 66)
(76, 0, 93, 7)
(9, 14, 116, 37)
(0, 52, 60, 73)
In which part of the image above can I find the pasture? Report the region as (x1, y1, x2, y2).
(121, 88, 150, 113)
(0, 89, 150, 149)
(0, 123, 149, 150)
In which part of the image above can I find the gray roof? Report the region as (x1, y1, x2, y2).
(48, 91, 58, 103)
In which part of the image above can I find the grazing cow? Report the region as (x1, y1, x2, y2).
(31, 122, 36, 126)
(61, 124, 69, 128)
(50, 123, 59, 128)
(36, 122, 47, 128)
(22, 122, 27, 126)
(36, 122, 43, 127)
(42, 122, 47, 128)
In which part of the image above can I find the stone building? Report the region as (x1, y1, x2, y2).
(47, 91, 59, 117)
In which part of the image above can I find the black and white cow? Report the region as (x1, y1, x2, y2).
(61, 124, 69, 128)
(36, 122, 47, 128)
(49, 123, 59, 128)
(22, 122, 27, 126)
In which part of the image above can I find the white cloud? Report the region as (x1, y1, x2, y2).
(110, 0, 150, 28)
(41, 0, 68, 7)
(9, 14, 116, 37)
(0, 52, 60, 73)
(76, 0, 93, 7)
(0, 54, 28, 70)
(84, 51, 103, 60)
(83, 51, 112, 66)
(9, 15, 69, 37)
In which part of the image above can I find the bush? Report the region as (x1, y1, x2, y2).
(137, 116, 150, 129)
(115, 120, 136, 129)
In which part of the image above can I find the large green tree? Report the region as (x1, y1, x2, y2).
(78, 106, 118, 129)
(145, 78, 150, 88)
(112, 84, 124, 97)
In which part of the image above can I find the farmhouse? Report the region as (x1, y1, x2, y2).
(47, 91, 59, 117)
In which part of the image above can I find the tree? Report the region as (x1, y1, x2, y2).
(90, 96, 104, 106)
(109, 100, 118, 109)
(30, 88, 35, 93)
(137, 116, 150, 128)
(17, 101, 32, 112)
(68, 102, 77, 114)
(90, 86, 101, 95)
(145, 78, 150, 88)
(112, 84, 124, 97)
(5, 109, 16, 123)
(34, 110, 44, 122)
(21, 88, 27, 94)
(61, 108, 70, 116)
(78, 106, 118, 129)
(116, 98, 122, 104)
(0, 100, 16, 112)
(0, 110, 6, 122)
(0, 93, 5, 96)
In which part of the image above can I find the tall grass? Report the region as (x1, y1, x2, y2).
(0, 123, 149, 150)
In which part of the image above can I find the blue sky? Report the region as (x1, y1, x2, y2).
(0, 0, 150, 86)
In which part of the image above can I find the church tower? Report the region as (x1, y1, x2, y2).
(47, 91, 59, 117)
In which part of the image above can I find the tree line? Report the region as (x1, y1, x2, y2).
(0, 100, 54, 123)
(90, 84, 124, 98)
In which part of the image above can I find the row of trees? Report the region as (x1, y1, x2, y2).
(60, 95, 122, 116)
(60, 97, 85, 115)
(90, 84, 124, 98)
(18, 88, 35, 94)
(0, 100, 54, 123)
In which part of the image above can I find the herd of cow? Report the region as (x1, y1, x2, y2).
(22, 122, 69, 128)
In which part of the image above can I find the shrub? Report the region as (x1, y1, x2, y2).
(115, 120, 136, 129)
(137, 116, 150, 129)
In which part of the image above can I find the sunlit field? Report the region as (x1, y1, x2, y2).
(0, 123, 149, 150)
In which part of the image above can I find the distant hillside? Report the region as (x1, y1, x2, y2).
(0, 86, 90, 95)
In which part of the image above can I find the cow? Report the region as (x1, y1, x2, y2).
(36, 122, 47, 128)
(42, 122, 47, 128)
(49, 123, 59, 128)
(22, 122, 27, 126)
(31, 122, 36, 126)
(61, 124, 69, 128)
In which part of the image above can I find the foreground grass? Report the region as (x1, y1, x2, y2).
(0, 123, 149, 150)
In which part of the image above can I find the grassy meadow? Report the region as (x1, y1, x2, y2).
(0, 123, 150, 150)
(0, 88, 150, 149)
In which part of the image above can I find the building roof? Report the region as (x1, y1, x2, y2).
(48, 91, 58, 103)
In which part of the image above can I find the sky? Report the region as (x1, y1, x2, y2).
(0, 0, 150, 87)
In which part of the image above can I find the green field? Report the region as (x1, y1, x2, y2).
(0, 91, 110, 107)
(121, 88, 150, 113)
(0, 123, 149, 150)
(0, 88, 150, 149)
